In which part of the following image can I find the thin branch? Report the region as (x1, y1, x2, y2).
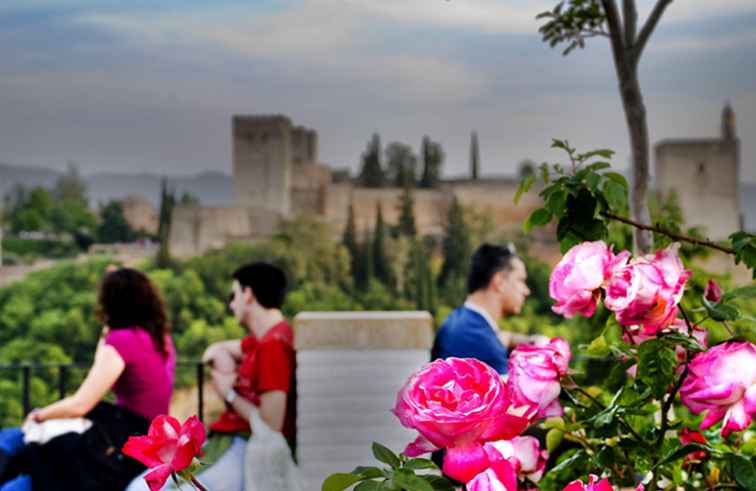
(601, 211, 736, 255)
(600, 0, 628, 67)
(622, 0, 637, 48)
(634, 0, 674, 60)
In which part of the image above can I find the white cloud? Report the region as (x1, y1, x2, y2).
(75, 2, 493, 104)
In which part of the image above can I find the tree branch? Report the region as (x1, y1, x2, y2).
(634, 0, 674, 60)
(622, 0, 637, 48)
(601, 211, 736, 255)
(600, 0, 627, 67)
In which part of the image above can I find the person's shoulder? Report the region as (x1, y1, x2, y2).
(262, 320, 294, 347)
(441, 306, 490, 331)
(104, 326, 139, 344)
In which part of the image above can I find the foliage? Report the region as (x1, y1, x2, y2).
(470, 131, 480, 180)
(156, 178, 176, 268)
(386, 142, 418, 188)
(359, 134, 385, 188)
(396, 187, 417, 238)
(372, 203, 394, 289)
(438, 196, 470, 305)
(97, 200, 137, 243)
(419, 137, 444, 189)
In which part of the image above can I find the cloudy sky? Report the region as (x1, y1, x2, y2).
(1, 0, 755, 181)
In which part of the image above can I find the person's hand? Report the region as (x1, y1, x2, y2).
(201, 343, 219, 365)
(211, 369, 236, 400)
(23, 409, 43, 426)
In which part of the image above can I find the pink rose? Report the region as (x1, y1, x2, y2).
(393, 358, 530, 483)
(605, 244, 690, 335)
(563, 475, 644, 491)
(681, 341, 756, 436)
(704, 279, 722, 303)
(508, 338, 571, 420)
(549, 241, 630, 318)
(466, 458, 518, 491)
(484, 436, 548, 483)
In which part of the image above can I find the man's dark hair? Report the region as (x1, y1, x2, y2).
(232, 262, 288, 309)
(466, 243, 518, 294)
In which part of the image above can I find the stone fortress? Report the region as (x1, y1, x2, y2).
(168, 106, 743, 260)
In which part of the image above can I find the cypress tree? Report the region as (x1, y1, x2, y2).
(356, 228, 374, 291)
(397, 185, 417, 237)
(419, 136, 444, 188)
(372, 202, 393, 288)
(470, 131, 480, 180)
(342, 203, 359, 285)
(156, 178, 175, 268)
(358, 133, 385, 188)
(439, 196, 470, 286)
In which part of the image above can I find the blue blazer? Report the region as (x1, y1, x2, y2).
(431, 306, 509, 374)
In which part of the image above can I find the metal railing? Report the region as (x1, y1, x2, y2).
(0, 361, 206, 422)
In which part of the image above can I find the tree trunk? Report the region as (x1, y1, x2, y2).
(620, 66, 653, 254)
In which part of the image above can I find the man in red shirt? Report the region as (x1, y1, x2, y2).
(198, 262, 296, 490)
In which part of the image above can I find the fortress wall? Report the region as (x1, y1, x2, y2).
(656, 140, 740, 239)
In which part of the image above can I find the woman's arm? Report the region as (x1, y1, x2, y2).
(33, 339, 125, 422)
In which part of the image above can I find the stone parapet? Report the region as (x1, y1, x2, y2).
(293, 311, 433, 350)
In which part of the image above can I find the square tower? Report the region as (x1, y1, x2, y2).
(232, 115, 292, 214)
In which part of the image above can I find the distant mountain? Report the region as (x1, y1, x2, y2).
(0, 163, 233, 207)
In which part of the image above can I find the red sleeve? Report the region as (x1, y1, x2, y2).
(256, 340, 293, 394)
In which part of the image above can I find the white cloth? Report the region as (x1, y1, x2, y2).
(244, 407, 303, 491)
(22, 418, 92, 445)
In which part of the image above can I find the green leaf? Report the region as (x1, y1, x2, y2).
(515, 174, 536, 205)
(547, 450, 586, 475)
(403, 458, 436, 471)
(393, 470, 434, 491)
(352, 467, 385, 479)
(322, 473, 366, 491)
(585, 172, 601, 191)
(540, 163, 551, 184)
(604, 172, 629, 189)
(585, 334, 609, 357)
(583, 161, 612, 172)
(603, 179, 627, 211)
(702, 297, 741, 321)
(421, 475, 455, 491)
(546, 428, 564, 453)
(721, 285, 756, 303)
(372, 442, 401, 469)
(523, 208, 552, 234)
(546, 190, 568, 218)
(655, 443, 714, 468)
(637, 339, 678, 399)
(354, 481, 383, 491)
(732, 455, 756, 491)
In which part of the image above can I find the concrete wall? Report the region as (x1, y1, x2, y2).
(294, 311, 433, 490)
(233, 115, 292, 215)
(655, 139, 740, 239)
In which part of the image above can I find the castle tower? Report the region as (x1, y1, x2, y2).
(232, 115, 292, 215)
(654, 105, 741, 239)
(722, 102, 736, 141)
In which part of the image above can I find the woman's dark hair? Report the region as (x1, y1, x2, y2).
(232, 262, 287, 309)
(97, 268, 170, 356)
(466, 243, 518, 294)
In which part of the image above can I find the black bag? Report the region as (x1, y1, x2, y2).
(16, 402, 150, 491)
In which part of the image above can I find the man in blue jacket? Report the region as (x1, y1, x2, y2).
(432, 243, 536, 375)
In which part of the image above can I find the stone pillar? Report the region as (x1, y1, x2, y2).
(294, 311, 433, 490)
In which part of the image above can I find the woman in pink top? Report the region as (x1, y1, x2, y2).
(0, 267, 176, 491)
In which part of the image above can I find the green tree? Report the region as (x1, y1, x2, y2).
(385, 142, 418, 188)
(470, 131, 480, 180)
(53, 162, 88, 206)
(419, 136, 444, 188)
(358, 133, 385, 188)
(396, 186, 417, 238)
(372, 203, 393, 289)
(342, 203, 359, 285)
(518, 159, 536, 179)
(355, 229, 373, 291)
(178, 191, 200, 206)
(538, 0, 674, 252)
(97, 201, 136, 243)
(156, 178, 175, 268)
(438, 196, 471, 302)
(9, 186, 54, 233)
